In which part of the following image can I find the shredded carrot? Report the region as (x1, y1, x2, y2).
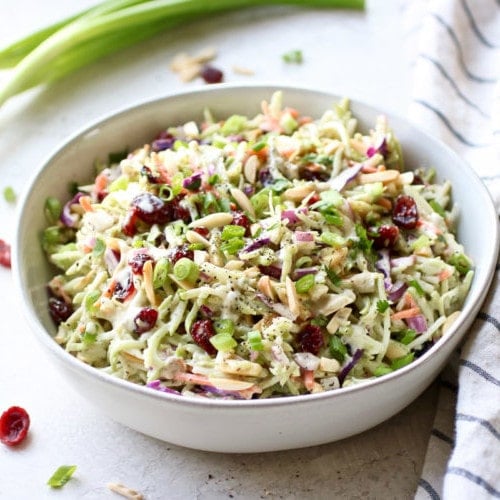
(438, 268, 453, 281)
(94, 172, 109, 192)
(391, 307, 421, 321)
(404, 292, 418, 309)
(79, 195, 93, 212)
(302, 369, 315, 391)
(284, 106, 299, 118)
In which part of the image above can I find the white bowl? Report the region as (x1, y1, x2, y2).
(14, 84, 499, 453)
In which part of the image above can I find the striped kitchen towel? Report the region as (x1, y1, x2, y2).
(404, 1, 500, 499)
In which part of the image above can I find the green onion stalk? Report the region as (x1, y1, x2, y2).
(0, 0, 364, 108)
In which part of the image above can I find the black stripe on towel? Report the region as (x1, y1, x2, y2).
(418, 478, 441, 500)
(477, 311, 500, 332)
(460, 0, 500, 49)
(418, 54, 490, 118)
(413, 99, 492, 147)
(430, 14, 497, 83)
(459, 359, 500, 386)
(456, 413, 500, 440)
(447, 467, 500, 497)
(431, 428, 455, 445)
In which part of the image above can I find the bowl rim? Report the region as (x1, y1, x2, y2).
(14, 82, 500, 409)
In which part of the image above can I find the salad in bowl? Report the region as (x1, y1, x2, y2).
(41, 91, 473, 401)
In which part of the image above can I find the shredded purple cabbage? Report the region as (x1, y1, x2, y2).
(60, 192, 83, 227)
(338, 348, 364, 386)
(146, 380, 181, 395)
(242, 237, 271, 253)
(329, 163, 363, 191)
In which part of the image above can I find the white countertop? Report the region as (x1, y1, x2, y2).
(0, 1, 436, 498)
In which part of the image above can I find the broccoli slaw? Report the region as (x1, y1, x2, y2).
(42, 91, 473, 400)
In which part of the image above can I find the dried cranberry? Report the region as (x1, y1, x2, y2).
(392, 195, 419, 229)
(133, 307, 158, 334)
(113, 271, 135, 302)
(193, 227, 210, 238)
(0, 239, 11, 268)
(200, 64, 224, 84)
(170, 244, 194, 264)
(132, 193, 172, 225)
(122, 210, 138, 236)
(191, 319, 217, 355)
(371, 224, 400, 249)
(48, 297, 73, 324)
(297, 324, 324, 355)
(170, 197, 191, 223)
(0, 406, 30, 447)
(129, 250, 154, 274)
(232, 211, 251, 236)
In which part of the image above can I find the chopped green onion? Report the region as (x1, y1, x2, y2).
(376, 299, 390, 313)
(153, 257, 170, 288)
(282, 49, 303, 63)
(320, 231, 345, 247)
(410, 234, 431, 252)
(391, 352, 415, 370)
(295, 273, 315, 294)
(208, 174, 220, 185)
(108, 175, 128, 192)
(44, 196, 62, 224)
(252, 140, 267, 152)
(221, 114, 247, 135)
(221, 225, 246, 241)
(159, 185, 174, 201)
(3, 186, 16, 203)
(373, 365, 393, 377)
(173, 258, 199, 282)
(311, 314, 328, 327)
(295, 256, 313, 268)
(0, 0, 364, 108)
(354, 224, 373, 252)
(214, 318, 235, 336)
(210, 332, 237, 352)
(247, 330, 264, 351)
(84, 290, 100, 313)
(329, 335, 347, 363)
(171, 172, 184, 196)
(47, 465, 77, 488)
(448, 252, 472, 275)
(221, 238, 245, 255)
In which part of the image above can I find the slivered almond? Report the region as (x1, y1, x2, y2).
(243, 154, 259, 184)
(358, 169, 400, 184)
(189, 212, 234, 229)
(142, 260, 157, 306)
(385, 340, 408, 360)
(230, 187, 256, 218)
(258, 275, 275, 300)
(219, 358, 268, 378)
(442, 310, 461, 334)
(319, 357, 341, 373)
(283, 184, 315, 202)
(107, 482, 144, 500)
(285, 276, 301, 318)
(120, 351, 144, 366)
(208, 377, 257, 391)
